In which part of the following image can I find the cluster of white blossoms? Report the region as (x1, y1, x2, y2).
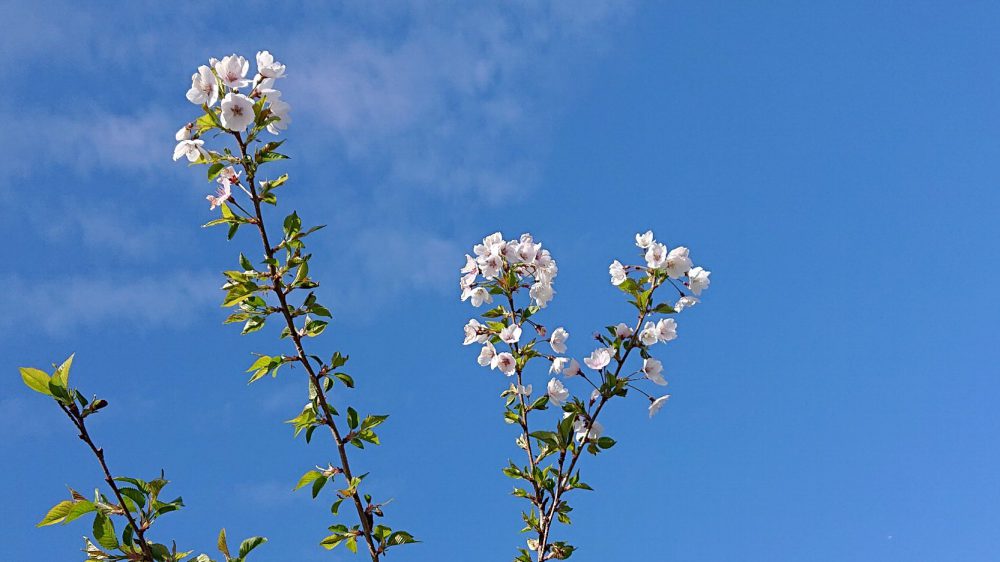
(464, 229, 712, 423)
(614, 229, 711, 297)
(460, 232, 558, 309)
(173, 51, 292, 165)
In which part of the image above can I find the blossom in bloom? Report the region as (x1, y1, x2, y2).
(477, 250, 502, 279)
(584, 347, 613, 371)
(477, 342, 496, 366)
(570, 415, 603, 442)
(675, 296, 699, 312)
(206, 184, 231, 210)
(266, 95, 291, 135)
(220, 92, 255, 131)
(550, 357, 568, 374)
(609, 259, 627, 286)
(215, 54, 251, 89)
(562, 358, 581, 377)
(549, 327, 569, 354)
(186, 65, 219, 106)
(645, 242, 668, 269)
(688, 266, 711, 295)
(665, 246, 692, 279)
(639, 321, 659, 346)
(461, 286, 492, 307)
(656, 318, 677, 343)
(491, 352, 516, 375)
(460, 254, 478, 275)
(499, 323, 522, 344)
(216, 166, 241, 188)
(463, 319, 488, 345)
(173, 139, 207, 162)
(175, 123, 194, 141)
(635, 230, 654, 249)
(547, 377, 569, 406)
(615, 322, 634, 339)
(512, 383, 532, 396)
(649, 395, 670, 418)
(530, 281, 554, 307)
(643, 357, 667, 385)
(474, 232, 505, 259)
(256, 50, 286, 79)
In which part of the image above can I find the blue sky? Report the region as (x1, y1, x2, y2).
(2, 1, 999, 560)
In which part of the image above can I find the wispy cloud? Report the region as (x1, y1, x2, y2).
(0, 271, 219, 336)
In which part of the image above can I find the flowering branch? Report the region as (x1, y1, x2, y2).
(174, 52, 415, 559)
(19, 355, 266, 562)
(460, 231, 710, 560)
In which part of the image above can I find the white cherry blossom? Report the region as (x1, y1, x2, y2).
(688, 266, 711, 295)
(460, 254, 478, 275)
(530, 281, 554, 307)
(175, 123, 194, 141)
(549, 327, 569, 354)
(172, 139, 207, 162)
(645, 242, 668, 269)
(266, 96, 291, 135)
(216, 166, 241, 188)
(464, 319, 488, 345)
(461, 286, 492, 307)
(656, 318, 677, 343)
(609, 259, 626, 286)
(643, 357, 667, 385)
(547, 378, 569, 406)
(206, 184, 231, 210)
(215, 54, 251, 89)
(220, 92, 255, 131)
(499, 323, 522, 344)
(186, 65, 219, 106)
(635, 230, 654, 249)
(477, 342, 496, 366)
(584, 347, 613, 371)
(614, 322, 634, 339)
(491, 352, 516, 375)
(570, 415, 603, 442)
(590, 388, 600, 403)
(562, 358, 581, 377)
(675, 296, 699, 312)
(649, 395, 670, 418)
(256, 50, 285, 79)
(512, 383, 532, 397)
(550, 357, 569, 374)
(639, 321, 659, 346)
(665, 246, 692, 279)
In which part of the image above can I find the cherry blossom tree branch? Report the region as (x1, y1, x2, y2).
(231, 132, 382, 561)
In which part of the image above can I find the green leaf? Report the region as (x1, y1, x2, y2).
(218, 528, 231, 560)
(597, 437, 617, 449)
(652, 302, 677, 314)
(20, 367, 52, 396)
(36, 500, 74, 527)
(346, 407, 359, 430)
(92, 513, 119, 550)
(207, 162, 225, 181)
(238, 536, 267, 558)
(294, 470, 323, 491)
(311, 475, 327, 498)
(258, 152, 289, 162)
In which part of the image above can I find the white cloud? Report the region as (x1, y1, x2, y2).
(0, 271, 219, 336)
